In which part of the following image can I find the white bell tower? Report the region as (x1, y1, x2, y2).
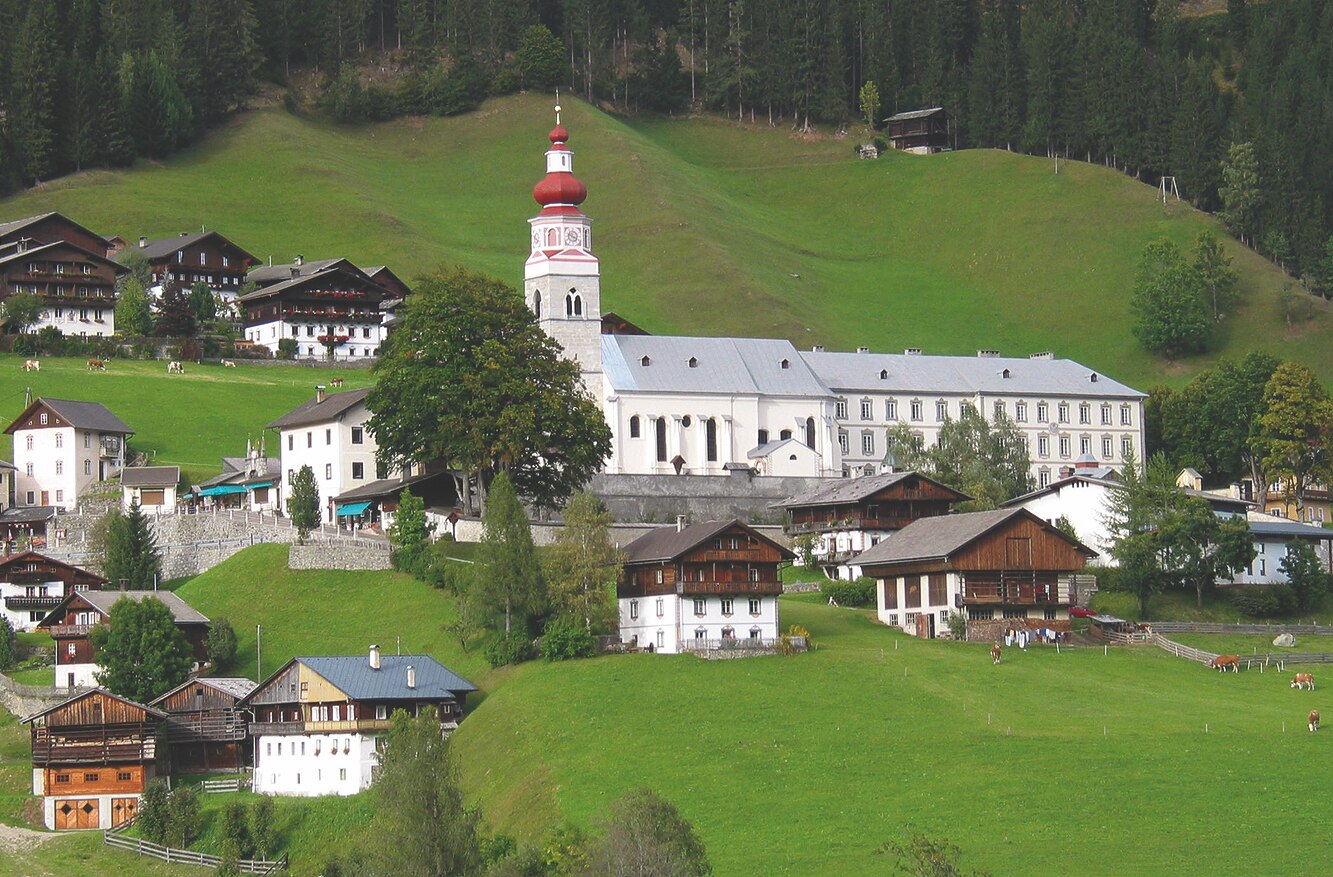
(525, 103, 603, 402)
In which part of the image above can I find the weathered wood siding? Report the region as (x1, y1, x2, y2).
(43, 690, 154, 728)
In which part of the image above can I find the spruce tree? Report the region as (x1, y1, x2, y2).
(287, 465, 320, 540)
(154, 278, 198, 337)
(103, 503, 164, 589)
(10, 0, 60, 183)
(474, 472, 544, 638)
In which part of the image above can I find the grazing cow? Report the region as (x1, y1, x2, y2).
(991, 644, 1002, 665)
(21, 359, 39, 372)
(1310, 710, 1320, 732)
(167, 361, 185, 374)
(1208, 655, 1240, 673)
(1291, 673, 1315, 691)
(330, 376, 344, 388)
(221, 359, 236, 368)
(87, 358, 106, 371)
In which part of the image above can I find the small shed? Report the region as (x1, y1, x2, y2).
(120, 466, 180, 514)
(884, 108, 953, 155)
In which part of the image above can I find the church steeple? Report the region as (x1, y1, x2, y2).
(525, 101, 603, 399)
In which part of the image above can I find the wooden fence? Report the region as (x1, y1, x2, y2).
(1147, 622, 1333, 636)
(202, 776, 251, 794)
(0, 671, 87, 699)
(104, 826, 287, 873)
(1151, 634, 1333, 670)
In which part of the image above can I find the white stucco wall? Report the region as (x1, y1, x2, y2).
(618, 594, 780, 654)
(252, 732, 379, 796)
(277, 400, 380, 523)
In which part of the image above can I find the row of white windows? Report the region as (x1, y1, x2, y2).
(159, 271, 240, 285)
(26, 262, 94, 275)
(290, 427, 366, 450)
(171, 251, 232, 267)
(287, 460, 379, 485)
(836, 398, 1134, 427)
(24, 433, 95, 451)
(266, 769, 348, 786)
(25, 489, 64, 504)
(962, 607, 1060, 621)
(296, 325, 378, 338)
(45, 308, 105, 321)
(22, 460, 92, 477)
(628, 597, 763, 619)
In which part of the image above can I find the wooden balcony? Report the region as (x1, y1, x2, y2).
(962, 576, 1068, 606)
(31, 732, 157, 766)
(678, 580, 783, 596)
(790, 517, 919, 535)
(695, 549, 764, 562)
(164, 712, 248, 743)
(4, 594, 62, 610)
(46, 624, 95, 638)
(306, 718, 391, 733)
(248, 720, 304, 736)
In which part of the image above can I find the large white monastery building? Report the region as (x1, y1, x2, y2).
(522, 112, 1146, 483)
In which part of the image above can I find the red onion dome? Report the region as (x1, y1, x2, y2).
(549, 124, 569, 144)
(533, 171, 588, 206)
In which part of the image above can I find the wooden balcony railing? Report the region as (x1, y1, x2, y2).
(678, 580, 783, 596)
(695, 549, 764, 562)
(31, 737, 157, 766)
(4, 594, 63, 610)
(46, 624, 95, 638)
(963, 577, 1068, 606)
(248, 720, 304, 736)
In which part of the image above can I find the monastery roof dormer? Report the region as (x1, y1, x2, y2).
(532, 107, 588, 212)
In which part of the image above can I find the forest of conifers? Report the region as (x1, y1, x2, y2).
(1, 0, 1330, 278)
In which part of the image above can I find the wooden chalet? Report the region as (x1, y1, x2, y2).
(1, 213, 120, 336)
(858, 508, 1095, 641)
(134, 230, 258, 297)
(0, 550, 106, 632)
(37, 589, 210, 690)
(239, 648, 477, 796)
(240, 260, 390, 360)
(617, 519, 795, 653)
(363, 265, 411, 299)
(884, 107, 954, 154)
(779, 471, 969, 579)
(0, 505, 57, 552)
(23, 688, 166, 829)
(149, 677, 256, 773)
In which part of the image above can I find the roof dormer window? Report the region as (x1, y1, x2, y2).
(688, 357, 698, 368)
(641, 355, 651, 367)
(1001, 368, 1011, 379)
(879, 369, 888, 379)
(780, 359, 790, 369)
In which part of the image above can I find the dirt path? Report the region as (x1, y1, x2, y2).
(0, 822, 54, 854)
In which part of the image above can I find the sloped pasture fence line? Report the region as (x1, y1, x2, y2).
(104, 824, 287, 873)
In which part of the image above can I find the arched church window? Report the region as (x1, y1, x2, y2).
(688, 357, 698, 368)
(706, 418, 718, 462)
(682, 415, 692, 428)
(545, 228, 557, 247)
(780, 359, 790, 369)
(655, 418, 668, 462)
(805, 417, 816, 449)
(629, 416, 641, 438)
(573, 294, 583, 316)
(532, 290, 541, 319)
(565, 294, 574, 316)
(880, 369, 889, 380)
(780, 429, 792, 440)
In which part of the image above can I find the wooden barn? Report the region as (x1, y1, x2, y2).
(149, 677, 256, 773)
(780, 471, 968, 579)
(858, 508, 1095, 641)
(884, 107, 954, 154)
(617, 519, 794, 653)
(23, 688, 166, 830)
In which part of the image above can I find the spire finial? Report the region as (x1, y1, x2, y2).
(554, 89, 561, 126)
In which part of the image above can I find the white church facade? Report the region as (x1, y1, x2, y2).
(521, 112, 1146, 482)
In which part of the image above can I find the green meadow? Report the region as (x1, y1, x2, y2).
(0, 356, 372, 484)
(0, 93, 1323, 391)
(1, 549, 1330, 875)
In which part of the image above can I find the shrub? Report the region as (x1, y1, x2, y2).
(165, 785, 201, 848)
(137, 779, 170, 844)
(873, 136, 888, 153)
(485, 631, 532, 668)
(208, 618, 238, 670)
(220, 799, 252, 858)
(1230, 585, 1298, 618)
(0, 617, 15, 670)
(946, 611, 967, 639)
(277, 338, 297, 360)
(250, 796, 275, 860)
(820, 577, 877, 607)
(540, 618, 596, 661)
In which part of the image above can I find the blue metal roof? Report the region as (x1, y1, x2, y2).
(300, 654, 477, 701)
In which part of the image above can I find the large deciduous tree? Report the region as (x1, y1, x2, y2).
(884, 408, 1032, 510)
(90, 596, 193, 702)
(580, 788, 712, 877)
(115, 277, 153, 336)
(365, 706, 482, 877)
(1256, 361, 1333, 519)
(1192, 231, 1239, 322)
(1131, 238, 1211, 358)
(514, 24, 565, 89)
(367, 266, 610, 514)
(1, 292, 45, 334)
(1280, 542, 1329, 613)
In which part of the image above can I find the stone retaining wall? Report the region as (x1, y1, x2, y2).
(587, 472, 822, 525)
(289, 543, 392, 570)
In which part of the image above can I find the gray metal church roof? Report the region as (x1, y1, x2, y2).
(800, 351, 1145, 399)
(602, 335, 831, 397)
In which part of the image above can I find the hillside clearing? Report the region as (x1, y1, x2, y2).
(0, 94, 1321, 391)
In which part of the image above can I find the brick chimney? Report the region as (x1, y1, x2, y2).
(369, 644, 381, 670)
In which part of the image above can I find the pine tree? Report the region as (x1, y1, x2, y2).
(188, 0, 261, 124)
(544, 490, 621, 632)
(1219, 141, 1261, 244)
(154, 278, 198, 337)
(10, 0, 60, 183)
(189, 281, 216, 326)
(103, 503, 164, 588)
(287, 465, 320, 540)
(474, 472, 544, 637)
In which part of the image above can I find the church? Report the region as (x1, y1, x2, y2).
(523, 111, 1146, 486)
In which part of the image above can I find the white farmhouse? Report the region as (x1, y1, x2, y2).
(267, 387, 380, 524)
(0, 551, 106, 632)
(241, 649, 477, 797)
(617, 519, 794, 654)
(4, 398, 132, 510)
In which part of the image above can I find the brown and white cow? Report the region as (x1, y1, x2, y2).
(1208, 655, 1240, 673)
(87, 358, 106, 371)
(1310, 710, 1320, 732)
(20, 359, 39, 372)
(221, 359, 236, 368)
(167, 361, 185, 374)
(1291, 673, 1315, 691)
(991, 644, 1002, 665)
(330, 376, 345, 387)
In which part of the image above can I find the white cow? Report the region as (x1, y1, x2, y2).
(167, 361, 186, 374)
(21, 359, 39, 372)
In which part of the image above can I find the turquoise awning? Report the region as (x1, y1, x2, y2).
(199, 485, 247, 497)
(246, 481, 273, 490)
(336, 501, 372, 516)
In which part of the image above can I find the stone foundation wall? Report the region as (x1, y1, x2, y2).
(587, 472, 824, 526)
(965, 617, 1072, 644)
(289, 543, 392, 570)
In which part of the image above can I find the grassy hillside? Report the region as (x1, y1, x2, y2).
(0, 357, 372, 483)
(0, 93, 1323, 390)
(453, 595, 1330, 877)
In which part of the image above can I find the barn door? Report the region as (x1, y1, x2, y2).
(915, 614, 930, 638)
(1006, 537, 1032, 567)
(55, 799, 98, 829)
(112, 797, 137, 827)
